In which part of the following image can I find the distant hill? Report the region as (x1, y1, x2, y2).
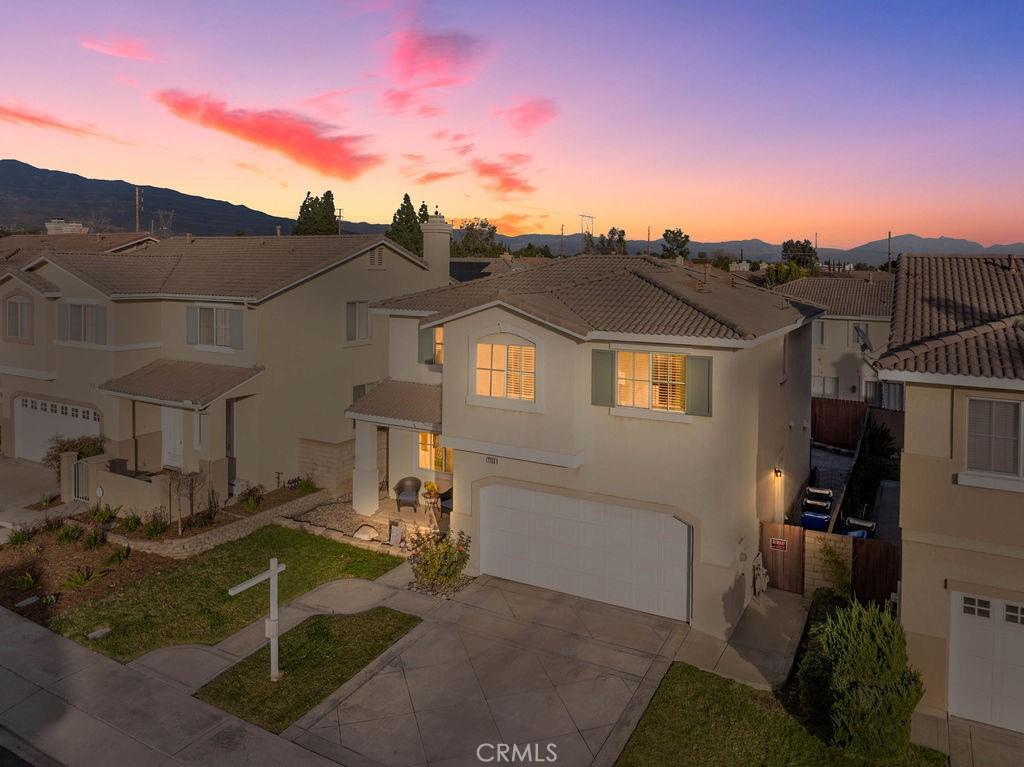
(2, 160, 1020, 262)
(0, 160, 386, 236)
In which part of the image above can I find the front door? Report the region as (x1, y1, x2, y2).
(161, 406, 184, 469)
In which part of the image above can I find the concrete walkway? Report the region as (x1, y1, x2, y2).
(0, 458, 71, 542)
(913, 711, 1024, 766)
(674, 587, 809, 690)
(0, 606, 337, 766)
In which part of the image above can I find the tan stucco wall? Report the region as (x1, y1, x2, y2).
(899, 381, 1024, 716)
(433, 305, 811, 638)
(387, 316, 443, 385)
(811, 316, 888, 400)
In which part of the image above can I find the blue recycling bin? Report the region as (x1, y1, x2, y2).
(801, 510, 831, 531)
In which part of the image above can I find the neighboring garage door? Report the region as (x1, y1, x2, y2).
(14, 397, 101, 462)
(479, 484, 690, 621)
(949, 591, 1024, 733)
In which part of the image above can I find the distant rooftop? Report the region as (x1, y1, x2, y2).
(775, 272, 894, 319)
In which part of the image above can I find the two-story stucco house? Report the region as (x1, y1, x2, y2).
(776, 272, 899, 408)
(0, 221, 451, 507)
(875, 254, 1024, 735)
(346, 256, 820, 639)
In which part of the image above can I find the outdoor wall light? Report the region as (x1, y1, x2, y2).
(774, 467, 783, 478)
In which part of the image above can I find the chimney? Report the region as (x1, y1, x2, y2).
(420, 212, 452, 286)
(185, 233, 192, 245)
(275, 225, 281, 237)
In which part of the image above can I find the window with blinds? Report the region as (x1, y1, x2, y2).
(433, 327, 445, 364)
(967, 398, 1021, 476)
(615, 351, 685, 412)
(475, 342, 536, 401)
(346, 301, 371, 341)
(5, 296, 31, 340)
(418, 432, 453, 473)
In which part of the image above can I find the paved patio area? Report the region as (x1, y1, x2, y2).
(284, 575, 688, 767)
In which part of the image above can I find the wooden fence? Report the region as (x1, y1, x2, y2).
(760, 522, 805, 594)
(812, 397, 869, 449)
(852, 537, 901, 607)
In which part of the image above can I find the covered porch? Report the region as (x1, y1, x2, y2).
(77, 358, 265, 510)
(345, 378, 452, 524)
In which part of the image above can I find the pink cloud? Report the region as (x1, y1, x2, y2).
(0, 103, 127, 143)
(432, 130, 448, 140)
(416, 104, 445, 118)
(154, 90, 383, 179)
(81, 37, 155, 61)
(302, 88, 357, 118)
(453, 142, 474, 156)
(390, 28, 487, 84)
(416, 170, 461, 184)
(382, 88, 417, 114)
(495, 97, 558, 136)
(113, 74, 140, 88)
(471, 154, 536, 196)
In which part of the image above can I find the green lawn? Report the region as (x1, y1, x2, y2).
(617, 663, 946, 767)
(51, 525, 403, 661)
(197, 608, 420, 733)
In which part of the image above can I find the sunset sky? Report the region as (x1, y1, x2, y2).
(1, 0, 1022, 247)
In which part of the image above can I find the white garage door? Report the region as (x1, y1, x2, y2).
(14, 397, 101, 462)
(950, 591, 1024, 733)
(480, 485, 690, 621)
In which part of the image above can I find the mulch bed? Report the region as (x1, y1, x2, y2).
(25, 494, 62, 512)
(0, 528, 177, 626)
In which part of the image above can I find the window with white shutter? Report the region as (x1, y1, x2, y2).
(967, 398, 1021, 476)
(346, 301, 371, 342)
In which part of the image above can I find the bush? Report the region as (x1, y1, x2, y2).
(62, 566, 102, 589)
(82, 527, 106, 550)
(820, 543, 852, 599)
(55, 523, 84, 544)
(798, 600, 923, 759)
(297, 476, 318, 495)
(106, 545, 130, 565)
(238, 484, 264, 513)
(88, 503, 120, 525)
(810, 587, 851, 625)
(118, 513, 142, 533)
(144, 513, 168, 539)
(6, 528, 33, 546)
(42, 434, 105, 477)
(410, 531, 471, 594)
(42, 516, 65, 533)
(13, 571, 36, 591)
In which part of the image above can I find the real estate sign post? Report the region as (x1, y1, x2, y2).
(228, 557, 287, 681)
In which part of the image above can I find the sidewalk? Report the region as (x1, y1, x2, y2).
(0, 606, 338, 766)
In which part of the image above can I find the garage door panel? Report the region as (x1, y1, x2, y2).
(15, 397, 101, 462)
(480, 484, 689, 622)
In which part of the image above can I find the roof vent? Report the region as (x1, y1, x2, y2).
(1009, 254, 1017, 273)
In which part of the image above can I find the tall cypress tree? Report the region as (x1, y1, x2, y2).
(418, 201, 430, 223)
(294, 190, 339, 235)
(385, 193, 423, 254)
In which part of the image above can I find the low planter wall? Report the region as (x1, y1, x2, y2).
(103, 490, 332, 559)
(276, 516, 414, 559)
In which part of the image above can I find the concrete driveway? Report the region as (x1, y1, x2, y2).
(0, 457, 58, 511)
(288, 575, 689, 766)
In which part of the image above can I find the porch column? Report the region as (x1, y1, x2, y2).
(353, 420, 379, 516)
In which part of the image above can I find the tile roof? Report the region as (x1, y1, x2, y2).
(376, 255, 821, 342)
(98, 359, 264, 408)
(876, 254, 1024, 381)
(774, 274, 894, 318)
(0, 233, 157, 255)
(0, 265, 61, 295)
(23, 235, 425, 302)
(345, 378, 442, 428)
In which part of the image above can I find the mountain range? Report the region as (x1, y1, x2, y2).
(2, 160, 1021, 265)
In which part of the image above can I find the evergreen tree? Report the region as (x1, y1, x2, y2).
(385, 193, 423, 254)
(418, 201, 430, 223)
(660, 228, 691, 260)
(294, 190, 339, 235)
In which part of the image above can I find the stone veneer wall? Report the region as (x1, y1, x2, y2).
(804, 529, 853, 595)
(103, 489, 331, 559)
(297, 430, 387, 496)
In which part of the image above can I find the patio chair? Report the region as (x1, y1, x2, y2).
(439, 487, 453, 514)
(394, 476, 421, 513)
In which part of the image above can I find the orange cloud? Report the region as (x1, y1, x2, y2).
(417, 170, 461, 184)
(0, 104, 127, 143)
(471, 154, 536, 196)
(491, 212, 550, 235)
(81, 37, 155, 61)
(154, 90, 383, 179)
(495, 97, 558, 136)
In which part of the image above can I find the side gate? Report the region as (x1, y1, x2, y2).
(760, 522, 805, 594)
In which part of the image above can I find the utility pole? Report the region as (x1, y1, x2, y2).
(887, 230, 892, 273)
(135, 187, 141, 233)
(559, 224, 564, 257)
(647, 225, 651, 256)
(337, 208, 344, 235)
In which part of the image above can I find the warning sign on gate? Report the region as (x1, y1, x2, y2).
(770, 537, 788, 552)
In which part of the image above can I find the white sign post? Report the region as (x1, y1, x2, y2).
(228, 557, 287, 681)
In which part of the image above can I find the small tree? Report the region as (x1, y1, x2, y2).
(781, 238, 819, 271)
(660, 228, 691, 260)
(417, 200, 430, 223)
(169, 470, 205, 536)
(294, 191, 338, 235)
(451, 218, 504, 258)
(385, 193, 423, 254)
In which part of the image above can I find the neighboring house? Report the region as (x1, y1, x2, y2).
(0, 232, 158, 265)
(0, 222, 451, 507)
(347, 256, 821, 638)
(44, 219, 90, 235)
(449, 255, 548, 282)
(776, 272, 899, 408)
(875, 254, 1024, 734)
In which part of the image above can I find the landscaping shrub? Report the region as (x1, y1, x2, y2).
(820, 543, 852, 599)
(62, 566, 102, 590)
(798, 600, 923, 760)
(6, 528, 33, 546)
(41, 593, 58, 606)
(144, 513, 169, 539)
(106, 545, 131, 565)
(810, 586, 851, 626)
(410, 531, 471, 594)
(42, 516, 64, 533)
(118, 512, 142, 533)
(82, 527, 106, 550)
(297, 476, 318, 495)
(238, 484, 265, 513)
(186, 488, 220, 529)
(55, 523, 84, 544)
(13, 572, 36, 591)
(43, 434, 105, 477)
(88, 503, 120, 525)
